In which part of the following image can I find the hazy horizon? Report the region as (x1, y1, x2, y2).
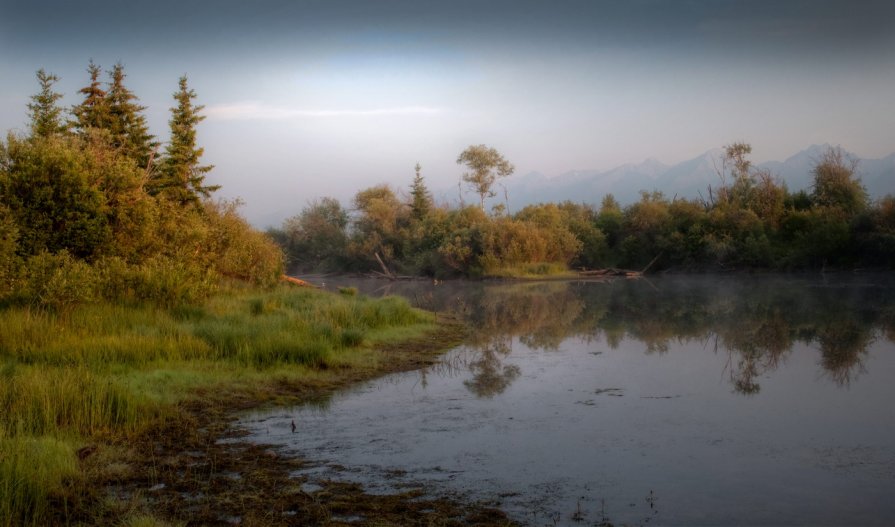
(2, 0, 893, 225)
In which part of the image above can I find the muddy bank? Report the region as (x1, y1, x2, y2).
(71, 319, 515, 526)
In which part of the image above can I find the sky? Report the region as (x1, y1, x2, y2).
(1, 0, 894, 226)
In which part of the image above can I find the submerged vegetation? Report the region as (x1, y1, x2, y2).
(273, 142, 895, 277)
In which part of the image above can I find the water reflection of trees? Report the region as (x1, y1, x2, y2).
(462, 336, 521, 398)
(432, 275, 895, 397)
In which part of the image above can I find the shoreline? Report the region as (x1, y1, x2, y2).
(76, 317, 516, 526)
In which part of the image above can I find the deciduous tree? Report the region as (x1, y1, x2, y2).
(812, 146, 867, 216)
(456, 144, 514, 211)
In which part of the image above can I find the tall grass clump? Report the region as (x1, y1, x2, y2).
(0, 366, 150, 437)
(0, 304, 211, 366)
(186, 288, 432, 368)
(0, 435, 78, 527)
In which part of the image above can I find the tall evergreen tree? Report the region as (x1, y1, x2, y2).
(106, 63, 156, 168)
(71, 61, 110, 132)
(27, 69, 67, 138)
(154, 75, 218, 203)
(409, 162, 432, 221)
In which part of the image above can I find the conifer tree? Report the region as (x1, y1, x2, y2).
(409, 163, 432, 221)
(27, 69, 67, 138)
(106, 63, 156, 168)
(154, 75, 218, 203)
(71, 61, 110, 132)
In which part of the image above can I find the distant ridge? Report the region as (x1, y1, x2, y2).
(499, 145, 895, 210)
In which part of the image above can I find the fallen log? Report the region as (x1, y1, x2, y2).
(578, 254, 662, 279)
(281, 275, 317, 287)
(578, 268, 637, 277)
(374, 252, 395, 280)
(578, 269, 612, 276)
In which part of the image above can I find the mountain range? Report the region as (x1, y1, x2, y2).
(495, 145, 895, 210)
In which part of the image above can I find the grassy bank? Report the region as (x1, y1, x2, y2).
(0, 284, 442, 526)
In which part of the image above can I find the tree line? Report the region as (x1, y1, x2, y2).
(0, 64, 283, 310)
(271, 142, 895, 276)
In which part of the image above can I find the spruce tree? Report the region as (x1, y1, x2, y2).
(155, 75, 218, 203)
(71, 61, 110, 132)
(27, 69, 67, 138)
(409, 163, 432, 221)
(106, 63, 157, 169)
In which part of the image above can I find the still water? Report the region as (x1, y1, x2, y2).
(241, 275, 895, 526)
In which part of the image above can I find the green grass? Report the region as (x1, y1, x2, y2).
(482, 262, 575, 279)
(0, 284, 435, 526)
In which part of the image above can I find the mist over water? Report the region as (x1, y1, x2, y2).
(242, 275, 895, 525)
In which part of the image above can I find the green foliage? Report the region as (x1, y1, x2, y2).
(126, 256, 218, 308)
(779, 208, 851, 268)
(281, 197, 349, 271)
(201, 200, 283, 286)
(19, 251, 97, 312)
(350, 184, 407, 266)
(0, 134, 110, 258)
(436, 206, 489, 275)
(555, 201, 608, 268)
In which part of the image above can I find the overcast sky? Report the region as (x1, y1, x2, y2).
(2, 0, 893, 225)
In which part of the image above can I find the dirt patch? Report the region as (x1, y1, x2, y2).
(68, 319, 515, 526)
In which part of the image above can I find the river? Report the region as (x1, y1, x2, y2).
(240, 274, 895, 526)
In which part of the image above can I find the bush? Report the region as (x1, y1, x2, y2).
(132, 256, 218, 308)
(202, 200, 283, 286)
(19, 251, 96, 312)
(0, 135, 111, 259)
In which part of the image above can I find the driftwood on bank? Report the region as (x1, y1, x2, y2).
(366, 271, 420, 281)
(578, 253, 662, 279)
(578, 268, 641, 278)
(281, 275, 317, 287)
